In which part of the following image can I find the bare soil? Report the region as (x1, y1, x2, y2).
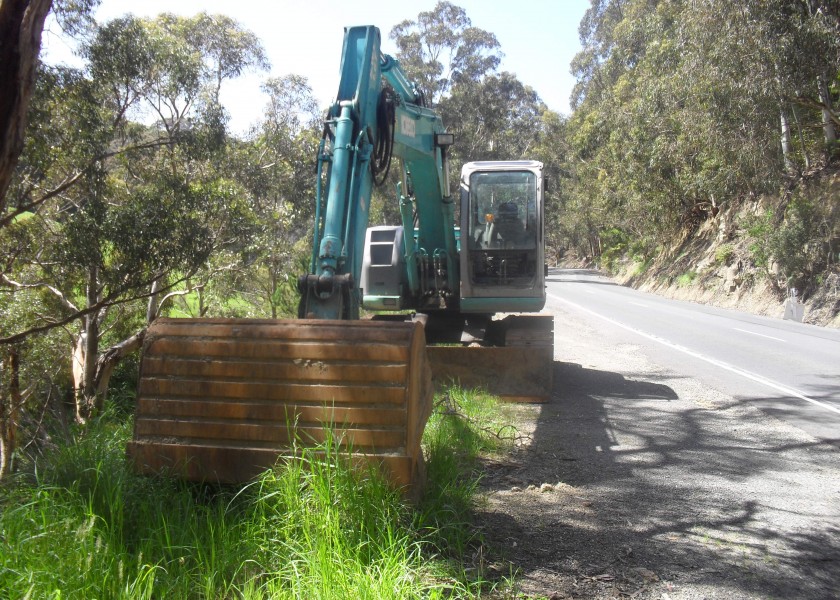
(474, 301, 840, 599)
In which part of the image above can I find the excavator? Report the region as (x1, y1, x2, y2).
(127, 26, 553, 493)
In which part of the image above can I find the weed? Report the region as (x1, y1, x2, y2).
(676, 271, 697, 287)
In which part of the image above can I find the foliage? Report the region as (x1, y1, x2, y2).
(389, 1, 502, 105)
(389, 1, 549, 180)
(1, 10, 274, 426)
(598, 227, 630, 272)
(3, 11, 269, 343)
(440, 71, 547, 166)
(746, 194, 828, 291)
(219, 75, 322, 319)
(562, 0, 840, 262)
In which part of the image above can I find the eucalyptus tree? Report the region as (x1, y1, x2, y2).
(1, 11, 267, 426)
(566, 0, 677, 251)
(530, 109, 574, 258)
(389, 0, 502, 105)
(765, 0, 839, 160)
(439, 71, 546, 164)
(0, 0, 103, 476)
(564, 0, 839, 273)
(389, 1, 549, 181)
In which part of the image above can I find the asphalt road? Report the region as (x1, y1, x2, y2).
(544, 268, 840, 444)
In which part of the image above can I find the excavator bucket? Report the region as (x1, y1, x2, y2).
(127, 318, 433, 494)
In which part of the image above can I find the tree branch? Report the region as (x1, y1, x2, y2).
(154, 285, 204, 318)
(0, 273, 80, 312)
(793, 94, 840, 128)
(0, 137, 176, 228)
(0, 270, 198, 345)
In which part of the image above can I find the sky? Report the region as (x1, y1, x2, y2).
(42, 0, 590, 135)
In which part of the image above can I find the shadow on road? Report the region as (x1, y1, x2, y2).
(737, 374, 840, 449)
(476, 360, 840, 599)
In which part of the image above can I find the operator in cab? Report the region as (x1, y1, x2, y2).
(473, 200, 533, 249)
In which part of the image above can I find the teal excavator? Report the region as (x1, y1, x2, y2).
(128, 26, 553, 493)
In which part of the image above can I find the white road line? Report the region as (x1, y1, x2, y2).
(549, 293, 840, 416)
(630, 302, 649, 308)
(734, 327, 785, 342)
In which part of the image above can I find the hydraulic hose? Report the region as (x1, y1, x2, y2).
(371, 86, 396, 186)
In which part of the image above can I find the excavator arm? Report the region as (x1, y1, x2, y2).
(298, 26, 456, 320)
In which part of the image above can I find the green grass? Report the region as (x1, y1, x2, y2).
(0, 387, 517, 598)
(676, 270, 698, 287)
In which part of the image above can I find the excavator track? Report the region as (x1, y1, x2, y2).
(127, 318, 433, 492)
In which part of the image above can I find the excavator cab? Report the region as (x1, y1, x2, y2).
(420, 161, 553, 403)
(460, 161, 546, 312)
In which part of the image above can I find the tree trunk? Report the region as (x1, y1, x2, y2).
(146, 278, 161, 323)
(791, 103, 811, 171)
(92, 329, 146, 400)
(0, 346, 21, 478)
(0, 0, 53, 210)
(0, 352, 9, 478)
(75, 271, 158, 415)
(74, 266, 101, 422)
(817, 73, 837, 155)
(779, 106, 796, 175)
(73, 325, 147, 418)
(270, 271, 278, 319)
(198, 284, 207, 316)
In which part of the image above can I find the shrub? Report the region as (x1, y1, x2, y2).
(746, 197, 818, 288)
(599, 228, 630, 272)
(715, 243, 734, 265)
(676, 271, 697, 287)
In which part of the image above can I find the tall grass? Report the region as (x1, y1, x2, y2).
(0, 386, 518, 598)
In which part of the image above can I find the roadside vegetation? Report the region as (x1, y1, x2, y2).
(0, 385, 522, 598)
(559, 2, 839, 325)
